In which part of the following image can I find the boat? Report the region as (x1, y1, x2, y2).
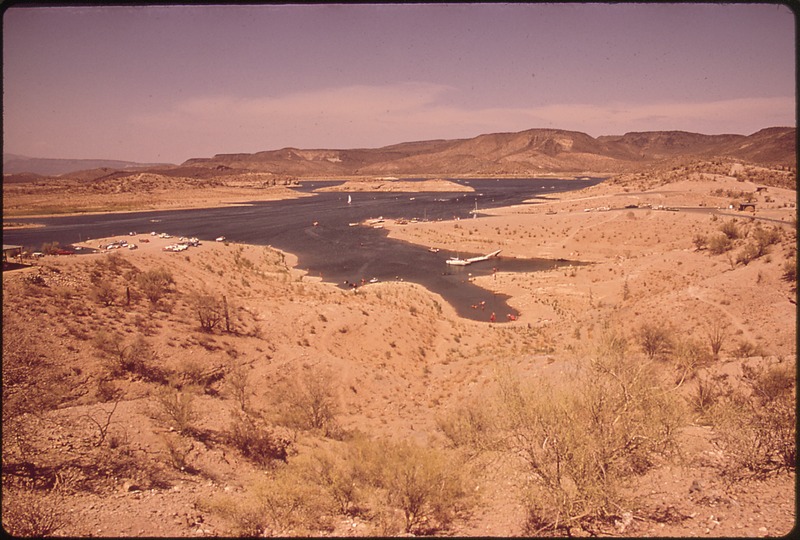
(445, 249, 502, 266)
(347, 195, 352, 205)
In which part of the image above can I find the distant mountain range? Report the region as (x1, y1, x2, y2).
(2, 154, 174, 176)
(181, 127, 796, 177)
(4, 127, 795, 178)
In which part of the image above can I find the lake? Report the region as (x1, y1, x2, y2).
(3, 177, 603, 321)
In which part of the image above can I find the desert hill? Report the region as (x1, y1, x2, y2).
(2, 153, 173, 176)
(179, 127, 796, 177)
(5, 127, 794, 180)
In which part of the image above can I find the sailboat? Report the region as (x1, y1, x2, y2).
(347, 194, 352, 205)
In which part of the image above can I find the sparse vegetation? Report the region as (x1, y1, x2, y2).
(136, 267, 175, 306)
(636, 322, 674, 359)
(441, 354, 684, 536)
(272, 366, 342, 437)
(152, 386, 199, 436)
(2, 159, 795, 536)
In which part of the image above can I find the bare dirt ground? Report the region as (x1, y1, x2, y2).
(2, 166, 796, 537)
(2, 174, 309, 218)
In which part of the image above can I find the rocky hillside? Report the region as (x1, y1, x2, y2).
(180, 127, 796, 177)
(7, 127, 795, 180)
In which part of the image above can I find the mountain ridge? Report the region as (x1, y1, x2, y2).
(5, 127, 795, 177)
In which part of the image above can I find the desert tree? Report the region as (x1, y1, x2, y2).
(192, 292, 224, 332)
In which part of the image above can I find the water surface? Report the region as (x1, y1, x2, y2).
(4, 177, 602, 321)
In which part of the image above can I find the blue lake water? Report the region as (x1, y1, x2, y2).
(3, 177, 603, 321)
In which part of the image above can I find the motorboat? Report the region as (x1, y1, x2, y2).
(445, 249, 501, 266)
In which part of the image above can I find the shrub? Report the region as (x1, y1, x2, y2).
(293, 446, 364, 516)
(443, 356, 684, 536)
(688, 375, 725, 417)
(708, 234, 732, 255)
(345, 436, 474, 534)
(1, 488, 66, 536)
(735, 242, 760, 265)
(93, 332, 165, 382)
(692, 234, 707, 250)
(273, 366, 341, 437)
(226, 362, 251, 412)
(153, 387, 199, 436)
(751, 225, 781, 255)
(136, 267, 175, 306)
(719, 219, 740, 240)
(704, 319, 728, 359)
(89, 279, 118, 306)
(162, 433, 195, 473)
(204, 467, 332, 536)
(2, 314, 65, 452)
(40, 241, 61, 255)
(636, 323, 673, 360)
(707, 359, 796, 478)
(782, 257, 797, 282)
(378, 439, 474, 534)
(191, 292, 224, 332)
(672, 336, 711, 385)
(227, 410, 289, 466)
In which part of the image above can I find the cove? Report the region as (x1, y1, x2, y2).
(3, 177, 603, 322)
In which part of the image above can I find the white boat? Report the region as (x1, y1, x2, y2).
(348, 195, 352, 205)
(445, 249, 502, 266)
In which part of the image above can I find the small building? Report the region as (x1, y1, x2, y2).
(3, 244, 23, 262)
(738, 202, 756, 212)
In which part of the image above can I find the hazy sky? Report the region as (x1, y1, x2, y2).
(2, 3, 796, 164)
